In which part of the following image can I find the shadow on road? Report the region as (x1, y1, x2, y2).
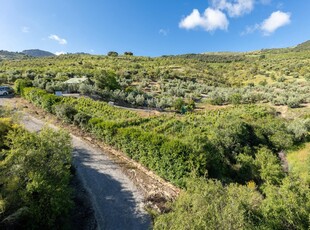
(0, 94, 15, 99)
(73, 147, 151, 230)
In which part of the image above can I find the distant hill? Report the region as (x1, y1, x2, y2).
(166, 53, 246, 63)
(22, 49, 55, 57)
(293, 40, 310, 51)
(0, 50, 28, 60)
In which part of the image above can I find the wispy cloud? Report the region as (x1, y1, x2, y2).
(260, 0, 272, 5)
(241, 24, 260, 36)
(159, 29, 169, 36)
(179, 8, 229, 32)
(22, 26, 30, 33)
(48, 34, 67, 45)
(211, 0, 254, 17)
(261, 11, 291, 35)
(241, 11, 291, 36)
(55, 51, 66, 55)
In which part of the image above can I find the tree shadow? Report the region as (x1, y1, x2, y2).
(72, 146, 151, 230)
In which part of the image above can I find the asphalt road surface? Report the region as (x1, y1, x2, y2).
(0, 97, 151, 230)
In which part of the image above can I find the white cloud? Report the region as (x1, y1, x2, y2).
(261, 11, 291, 35)
(159, 29, 169, 36)
(48, 34, 67, 45)
(179, 8, 229, 32)
(211, 0, 254, 17)
(242, 11, 291, 36)
(22, 26, 30, 33)
(55, 51, 66, 55)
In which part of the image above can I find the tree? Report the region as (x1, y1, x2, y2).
(107, 51, 118, 57)
(94, 70, 120, 91)
(124, 52, 133, 56)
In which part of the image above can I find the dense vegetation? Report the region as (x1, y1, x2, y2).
(0, 50, 28, 61)
(1, 41, 310, 229)
(20, 87, 310, 228)
(21, 49, 55, 58)
(0, 108, 73, 229)
(1, 43, 310, 111)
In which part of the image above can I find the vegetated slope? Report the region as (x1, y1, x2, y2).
(4, 40, 310, 229)
(1, 42, 310, 111)
(0, 108, 73, 229)
(0, 50, 28, 60)
(20, 86, 310, 229)
(294, 40, 310, 51)
(22, 49, 55, 57)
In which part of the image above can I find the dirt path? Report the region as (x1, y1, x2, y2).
(0, 97, 151, 230)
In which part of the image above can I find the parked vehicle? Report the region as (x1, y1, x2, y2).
(0, 86, 14, 96)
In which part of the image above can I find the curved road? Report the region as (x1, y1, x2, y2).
(0, 97, 151, 230)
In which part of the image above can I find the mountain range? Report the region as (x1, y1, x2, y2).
(0, 40, 309, 61)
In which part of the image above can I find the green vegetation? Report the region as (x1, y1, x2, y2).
(0, 108, 73, 229)
(287, 143, 310, 181)
(2, 42, 310, 229)
(0, 50, 28, 61)
(155, 175, 310, 230)
(1, 46, 309, 109)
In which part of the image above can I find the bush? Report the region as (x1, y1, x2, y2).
(0, 127, 72, 229)
(229, 93, 242, 105)
(173, 98, 185, 112)
(286, 97, 301, 108)
(73, 112, 91, 128)
(154, 178, 263, 230)
(54, 104, 77, 123)
(14, 79, 32, 95)
(210, 96, 224, 105)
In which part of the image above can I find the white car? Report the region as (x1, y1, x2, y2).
(0, 88, 9, 96)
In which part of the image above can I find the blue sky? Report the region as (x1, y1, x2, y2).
(0, 0, 309, 56)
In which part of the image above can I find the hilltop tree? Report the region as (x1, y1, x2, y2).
(107, 51, 118, 57)
(124, 51, 133, 56)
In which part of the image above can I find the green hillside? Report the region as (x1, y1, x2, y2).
(0, 50, 29, 60)
(1, 46, 309, 110)
(1, 42, 310, 229)
(22, 49, 55, 57)
(294, 40, 310, 51)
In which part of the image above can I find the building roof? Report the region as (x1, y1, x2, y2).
(64, 76, 87, 84)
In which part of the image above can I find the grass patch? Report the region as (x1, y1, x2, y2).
(287, 142, 310, 180)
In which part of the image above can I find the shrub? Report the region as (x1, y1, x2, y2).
(54, 104, 77, 123)
(0, 127, 72, 229)
(229, 93, 242, 105)
(73, 112, 92, 128)
(173, 98, 185, 112)
(210, 96, 224, 105)
(14, 79, 32, 95)
(286, 97, 302, 108)
(154, 178, 263, 230)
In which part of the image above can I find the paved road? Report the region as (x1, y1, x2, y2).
(0, 97, 151, 230)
